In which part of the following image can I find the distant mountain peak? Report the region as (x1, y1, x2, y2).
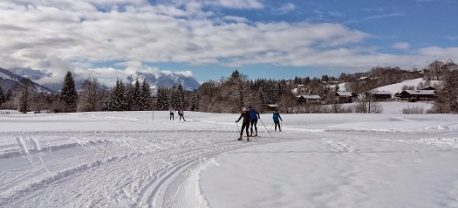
(0, 67, 55, 93)
(9, 67, 53, 81)
(127, 71, 200, 92)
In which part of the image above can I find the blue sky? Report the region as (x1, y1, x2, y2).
(0, 0, 457, 85)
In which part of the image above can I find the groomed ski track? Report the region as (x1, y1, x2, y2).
(0, 111, 288, 208)
(1, 111, 458, 207)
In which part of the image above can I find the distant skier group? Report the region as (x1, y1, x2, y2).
(235, 106, 282, 141)
(169, 106, 186, 121)
(167, 105, 283, 141)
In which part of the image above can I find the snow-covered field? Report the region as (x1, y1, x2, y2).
(1, 102, 458, 208)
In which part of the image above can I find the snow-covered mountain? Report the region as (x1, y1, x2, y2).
(127, 71, 201, 92)
(0, 67, 54, 93)
(9, 67, 53, 81)
(3, 66, 201, 93)
(5, 67, 85, 92)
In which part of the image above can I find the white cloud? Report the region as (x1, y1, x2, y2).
(224, 16, 249, 23)
(273, 3, 296, 14)
(215, 0, 264, 9)
(446, 36, 458, 41)
(392, 42, 410, 50)
(365, 13, 404, 19)
(0, 0, 457, 84)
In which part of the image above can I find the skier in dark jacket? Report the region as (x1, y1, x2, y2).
(248, 106, 260, 136)
(273, 110, 283, 131)
(178, 106, 186, 121)
(236, 107, 251, 141)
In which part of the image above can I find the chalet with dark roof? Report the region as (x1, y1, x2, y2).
(297, 95, 321, 104)
(371, 91, 392, 101)
(335, 91, 355, 103)
(395, 90, 437, 102)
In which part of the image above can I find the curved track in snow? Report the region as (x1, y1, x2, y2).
(2, 111, 457, 207)
(0, 129, 282, 208)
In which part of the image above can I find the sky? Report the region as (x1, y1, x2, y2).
(1, 102, 458, 207)
(1, 0, 458, 85)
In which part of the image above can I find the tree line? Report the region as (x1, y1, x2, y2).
(0, 71, 153, 113)
(1, 60, 457, 114)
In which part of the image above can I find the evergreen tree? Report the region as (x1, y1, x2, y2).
(170, 85, 179, 108)
(131, 78, 142, 111)
(103, 79, 127, 111)
(125, 82, 134, 111)
(139, 80, 152, 110)
(114, 79, 128, 111)
(177, 84, 185, 108)
(189, 92, 198, 111)
(156, 87, 169, 111)
(60, 71, 78, 112)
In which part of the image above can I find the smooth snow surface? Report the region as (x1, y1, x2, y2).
(1, 103, 458, 208)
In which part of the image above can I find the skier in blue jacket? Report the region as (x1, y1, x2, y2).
(248, 106, 260, 136)
(272, 110, 283, 132)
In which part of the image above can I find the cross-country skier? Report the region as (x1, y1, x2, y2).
(273, 110, 283, 132)
(248, 106, 260, 136)
(236, 107, 251, 141)
(178, 106, 186, 121)
(169, 107, 175, 120)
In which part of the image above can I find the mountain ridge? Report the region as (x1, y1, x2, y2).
(0, 67, 201, 93)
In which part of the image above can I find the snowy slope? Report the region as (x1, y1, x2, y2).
(375, 78, 441, 94)
(1, 105, 457, 207)
(0, 67, 55, 93)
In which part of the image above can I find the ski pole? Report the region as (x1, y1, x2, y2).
(259, 119, 273, 138)
(236, 122, 240, 132)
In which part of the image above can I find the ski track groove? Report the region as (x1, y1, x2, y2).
(0, 138, 112, 159)
(1, 126, 457, 207)
(1, 128, 283, 208)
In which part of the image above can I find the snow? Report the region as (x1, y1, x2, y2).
(337, 83, 347, 91)
(0, 71, 13, 80)
(375, 78, 441, 94)
(1, 102, 458, 208)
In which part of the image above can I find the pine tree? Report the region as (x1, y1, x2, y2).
(156, 87, 168, 111)
(189, 92, 198, 111)
(131, 78, 141, 111)
(177, 84, 185, 108)
(113, 79, 128, 111)
(140, 80, 152, 111)
(60, 71, 78, 112)
(104, 79, 126, 111)
(170, 85, 179, 108)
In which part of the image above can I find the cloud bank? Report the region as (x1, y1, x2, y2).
(0, 0, 457, 85)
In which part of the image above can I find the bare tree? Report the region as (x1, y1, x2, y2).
(431, 69, 458, 113)
(222, 70, 252, 112)
(78, 77, 103, 112)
